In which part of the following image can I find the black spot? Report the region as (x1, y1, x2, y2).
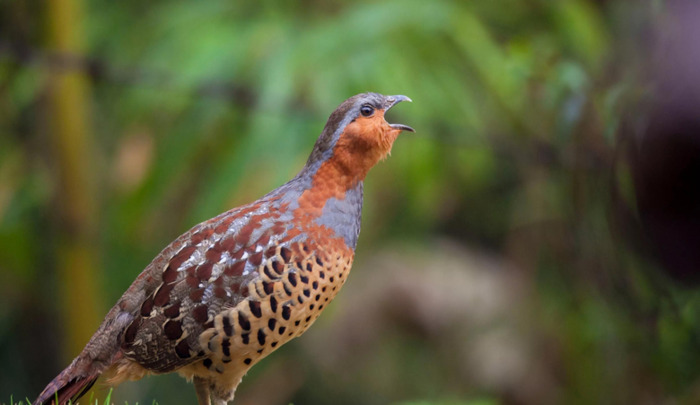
(241, 333, 249, 345)
(249, 300, 262, 318)
(175, 339, 191, 359)
(295, 261, 304, 270)
(268, 318, 277, 331)
(329, 276, 334, 282)
(140, 296, 154, 317)
(283, 282, 292, 296)
(238, 311, 250, 330)
(312, 281, 319, 290)
(222, 339, 231, 357)
(288, 272, 298, 287)
(222, 316, 234, 336)
(325, 297, 329, 302)
(295, 320, 300, 326)
(271, 260, 285, 275)
(278, 326, 286, 335)
(280, 247, 292, 262)
(164, 320, 183, 340)
(257, 348, 263, 354)
(244, 358, 252, 365)
(271, 341, 278, 348)
(222, 358, 231, 364)
(262, 281, 274, 295)
(319, 304, 324, 310)
(310, 304, 315, 310)
(282, 305, 291, 320)
(193, 305, 209, 324)
(297, 296, 304, 304)
(315, 257, 323, 267)
(203, 358, 213, 369)
(263, 266, 276, 280)
(300, 275, 309, 284)
(303, 289, 310, 297)
(257, 329, 266, 345)
(270, 296, 278, 313)
(322, 287, 327, 292)
(163, 301, 181, 318)
(306, 263, 313, 271)
(315, 294, 321, 301)
(319, 271, 325, 279)
(305, 316, 311, 323)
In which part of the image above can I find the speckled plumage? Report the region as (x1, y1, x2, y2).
(35, 93, 413, 405)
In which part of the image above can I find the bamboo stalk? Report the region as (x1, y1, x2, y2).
(45, 0, 102, 358)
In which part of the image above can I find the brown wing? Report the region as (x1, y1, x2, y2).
(119, 198, 300, 372)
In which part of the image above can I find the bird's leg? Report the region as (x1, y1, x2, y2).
(193, 376, 212, 405)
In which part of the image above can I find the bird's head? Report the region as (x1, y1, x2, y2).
(306, 92, 414, 180)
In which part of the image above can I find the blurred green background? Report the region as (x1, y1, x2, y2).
(2, 0, 700, 404)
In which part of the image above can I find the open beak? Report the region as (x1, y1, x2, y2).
(384, 95, 415, 133)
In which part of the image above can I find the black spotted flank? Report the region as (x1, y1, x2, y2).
(222, 339, 231, 357)
(288, 272, 298, 287)
(238, 312, 251, 330)
(278, 326, 286, 335)
(203, 358, 213, 369)
(241, 333, 250, 345)
(319, 270, 325, 279)
(268, 318, 277, 331)
(270, 295, 278, 313)
(315, 257, 323, 267)
(271, 341, 278, 348)
(262, 280, 274, 295)
(303, 289, 310, 297)
(222, 316, 234, 336)
(271, 260, 285, 275)
(244, 358, 252, 365)
(306, 263, 313, 272)
(281, 305, 291, 320)
(257, 329, 266, 345)
(249, 300, 262, 318)
(300, 274, 309, 284)
(312, 281, 319, 290)
(280, 247, 292, 262)
(263, 266, 276, 280)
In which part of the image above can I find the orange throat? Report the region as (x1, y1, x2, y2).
(296, 109, 400, 219)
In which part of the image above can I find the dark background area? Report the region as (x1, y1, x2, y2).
(2, 0, 700, 404)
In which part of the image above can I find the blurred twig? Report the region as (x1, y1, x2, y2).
(0, 40, 255, 104)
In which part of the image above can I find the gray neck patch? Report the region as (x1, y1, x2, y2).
(314, 181, 364, 250)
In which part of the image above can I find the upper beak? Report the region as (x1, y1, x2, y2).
(384, 95, 415, 133)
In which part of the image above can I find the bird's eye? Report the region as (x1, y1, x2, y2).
(360, 105, 374, 117)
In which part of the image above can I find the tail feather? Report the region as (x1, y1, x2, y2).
(34, 363, 99, 405)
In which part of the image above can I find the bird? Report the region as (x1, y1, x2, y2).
(35, 92, 414, 405)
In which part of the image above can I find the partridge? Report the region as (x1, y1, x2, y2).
(35, 92, 414, 405)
